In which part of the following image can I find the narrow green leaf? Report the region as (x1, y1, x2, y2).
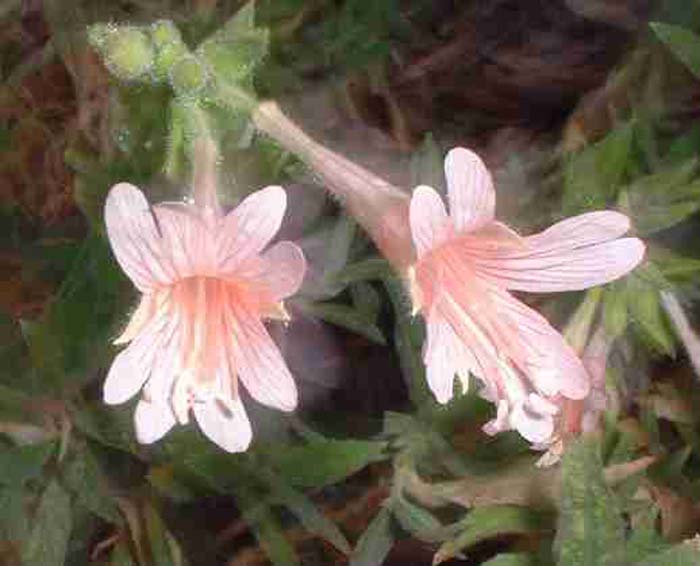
(483, 554, 537, 566)
(628, 281, 675, 355)
(350, 507, 394, 566)
(625, 509, 668, 563)
(109, 539, 134, 566)
(603, 284, 629, 339)
(299, 301, 386, 345)
(564, 288, 603, 352)
(233, 484, 300, 566)
(435, 506, 547, 565)
(332, 258, 393, 286)
(632, 194, 700, 235)
(383, 276, 433, 407)
(595, 122, 635, 196)
(651, 22, 700, 79)
(392, 496, 443, 541)
(265, 470, 351, 553)
(656, 254, 700, 282)
(264, 439, 387, 489)
(554, 438, 626, 566)
(196, 2, 268, 97)
(22, 480, 73, 566)
(350, 281, 382, 322)
(144, 504, 184, 566)
(632, 540, 700, 566)
(0, 487, 30, 546)
(62, 446, 122, 524)
(0, 441, 55, 486)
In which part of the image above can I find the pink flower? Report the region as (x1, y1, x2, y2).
(103, 165, 305, 452)
(408, 148, 644, 445)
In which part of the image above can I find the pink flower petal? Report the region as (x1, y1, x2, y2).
(444, 148, 495, 233)
(472, 237, 645, 292)
(483, 399, 509, 436)
(510, 401, 555, 444)
(525, 211, 632, 254)
(225, 302, 298, 411)
(410, 185, 450, 258)
(424, 309, 480, 402)
(104, 183, 177, 291)
(142, 320, 180, 402)
(192, 397, 252, 453)
(103, 315, 168, 405)
(489, 288, 590, 399)
(236, 241, 306, 301)
(134, 399, 176, 444)
(217, 186, 287, 271)
(113, 293, 158, 345)
(153, 203, 219, 278)
(424, 314, 457, 403)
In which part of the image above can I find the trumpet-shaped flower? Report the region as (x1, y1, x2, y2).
(103, 171, 305, 452)
(409, 148, 644, 446)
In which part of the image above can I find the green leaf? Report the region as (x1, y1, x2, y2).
(554, 437, 626, 566)
(264, 470, 351, 554)
(198, 2, 268, 90)
(563, 122, 634, 213)
(483, 554, 538, 566)
(383, 276, 433, 407)
(631, 195, 700, 235)
(263, 439, 387, 489)
(71, 403, 137, 454)
(350, 507, 394, 566)
(603, 284, 630, 339)
(626, 509, 668, 563)
(144, 503, 185, 566)
(595, 122, 635, 196)
(564, 288, 603, 352)
(62, 446, 122, 524)
(391, 496, 442, 541)
(651, 22, 700, 79)
(299, 301, 386, 345)
(656, 254, 700, 282)
(0, 441, 55, 486)
(233, 482, 300, 566)
(23, 235, 123, 395)
(0, 487, 30, 546)
(109, 539, 134, 566)
(350, 281, 382, 322)
(332, 258, 393, 286)
(632, 540, 700, 566)
(627, 279, 675, 355)
(434, 506, 548, 565)
(22, 480, 73, 566)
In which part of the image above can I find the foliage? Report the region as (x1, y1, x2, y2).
(2, 2, 700, 566)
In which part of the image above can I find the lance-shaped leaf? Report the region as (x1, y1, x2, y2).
(434, 506, 549, 565)
(197, 2, 268, 90)
(350, 506, 395, 566)
(651, 22, 700, 79)
(554, 437, 626, 566)
(21, 480, 73, 566)
(263, 438, 388, 488)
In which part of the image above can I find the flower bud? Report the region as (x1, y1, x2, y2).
(169, 55, 209, 98)
(100, 27, 155, 82)
(150, 20, 189, 81)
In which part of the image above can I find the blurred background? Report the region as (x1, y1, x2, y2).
(2, 1, 700, 565)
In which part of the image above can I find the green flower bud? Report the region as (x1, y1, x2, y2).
(169, 55, 209, 98)
(150, 20, 182, 47)
(150, 21, 190, 81)
(103, 27, 155, 82)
